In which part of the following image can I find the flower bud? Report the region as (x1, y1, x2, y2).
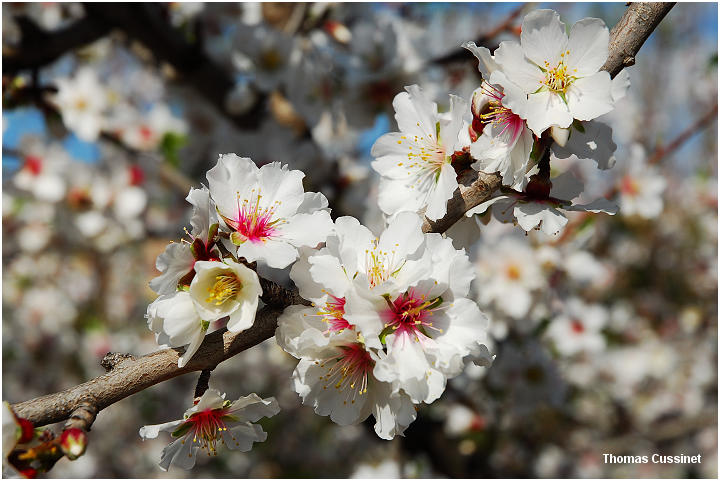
(324, 20, 352, 44)
(60, 428, 87, 461)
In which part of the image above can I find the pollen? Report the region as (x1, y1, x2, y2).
(206, 273, 242, 305)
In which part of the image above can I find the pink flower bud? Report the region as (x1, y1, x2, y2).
(60, 428, 87, 460)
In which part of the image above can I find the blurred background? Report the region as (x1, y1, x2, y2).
(2, 2, 717, 478)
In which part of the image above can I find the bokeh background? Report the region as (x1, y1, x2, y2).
(2, 2, 717, 478)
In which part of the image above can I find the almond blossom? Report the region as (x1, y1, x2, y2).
(493, 10, 615, 136)
(52, 67, 108, 142)
(150, 187, 219, 296)
(206, 154, 333, 269)
(617, 144, 666, 219)
(370, 85, 469, 221)
(276, 307, 417, 440)
(147, 258, 262, 367)
(139, 389, 279, 471)
(466, 171, 618, 236)
(463, 42, 534, 190)
(545, 298, 608, 356)
(341, 215, 490, 404)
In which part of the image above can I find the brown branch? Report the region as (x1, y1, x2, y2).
(647, 103, 718, 164)
(601, 2, 676, 78)
(12, 305, 284, 427)
(10, 1, 676, 432)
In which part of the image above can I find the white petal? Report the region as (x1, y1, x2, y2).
(566, 71, 614, 121)
(465, 195, 513, 217)
(138, 420, 184, 440)
(567, 18, 609, 76)
(611, 68, 631, 103)
(236, 238, 298, 269)
(521, 9, 568, 67)
(424, 163, 458, 221)
(279, 210, 334, 249)
(524, 90, 573, 136)
(228, 394, 280, 422)
(462, 41, 498, 79)
(149, 243, 195, 295)
(514, 202, 568, 236)
(493, 41, 544, 93)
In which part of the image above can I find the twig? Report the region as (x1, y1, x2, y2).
(601, 2, 676, 78)
(193, 369, 213, 399)
(647, 103, 718, 164)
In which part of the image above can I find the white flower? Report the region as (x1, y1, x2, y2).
(146, 291, 206, 368)
(466, 171, 617, 236)
(493, 10, 614, 136)
(276, 307, 416, 440)
(139, 389, 279, 471)
(117, 103, 187, 151)
(150, 187, 219, 296)
(545, 298, 608, 356)
(344, 226, 489, 404)
(474, 236, 544, 319)
(463, 42, 534, 189)
(617, 144, 666, 219)
(207, 154, 333, 269)
(189, 259, 261, 332)
(12, 141, 68, 203)
(52, 67, 107, 142)
(371, 85, 468, 221)
(468, 82, 534, 190)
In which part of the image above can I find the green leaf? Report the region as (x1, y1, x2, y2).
(572, 119, 586, 133)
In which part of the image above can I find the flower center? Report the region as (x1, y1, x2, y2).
(317, 342, 374, 404)
(542, 51, 577, 93)
(316, 293, 352, 333)
(394, 127, 447, 190)
(206, 273, 242, 305)
(381, 289, 444, 341)
(178, 408, 229, 456)
(506, 264, 521, 281)
(364, 240, 401, 288)
(570, 319, 585, 334)
(24, 156, 43, 176)
(226, 188, 283, 243)
(620, 175, 640, 196)
(74, 98, 88, 111)
(477, 83, 525, 144)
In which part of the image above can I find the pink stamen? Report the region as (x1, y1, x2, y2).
(317, 342, 374, 404)
(381, 289, 444, 343)
(181, 407, 230, 455)
(224, 189, 281, 243)
(318, 295, 352, 333)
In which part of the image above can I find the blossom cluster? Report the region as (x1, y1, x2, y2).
(3, 3, 714, 478)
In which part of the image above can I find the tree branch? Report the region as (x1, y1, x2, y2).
(647, 102, 718, 164)
(601, 2, 676, 78)
(9, 1, 676, 432)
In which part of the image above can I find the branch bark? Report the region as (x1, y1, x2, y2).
(601, 2, 676, 78)
(9, 1, 676, 431)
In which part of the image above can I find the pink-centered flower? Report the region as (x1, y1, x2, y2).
(207, 154, 334, 269)
(139, 389, 279, 471)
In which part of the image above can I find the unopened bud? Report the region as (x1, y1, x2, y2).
(60, 428, 87, 461)
(550, 125, 570, 147)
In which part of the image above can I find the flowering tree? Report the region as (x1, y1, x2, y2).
(3, 2, 717, 478)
